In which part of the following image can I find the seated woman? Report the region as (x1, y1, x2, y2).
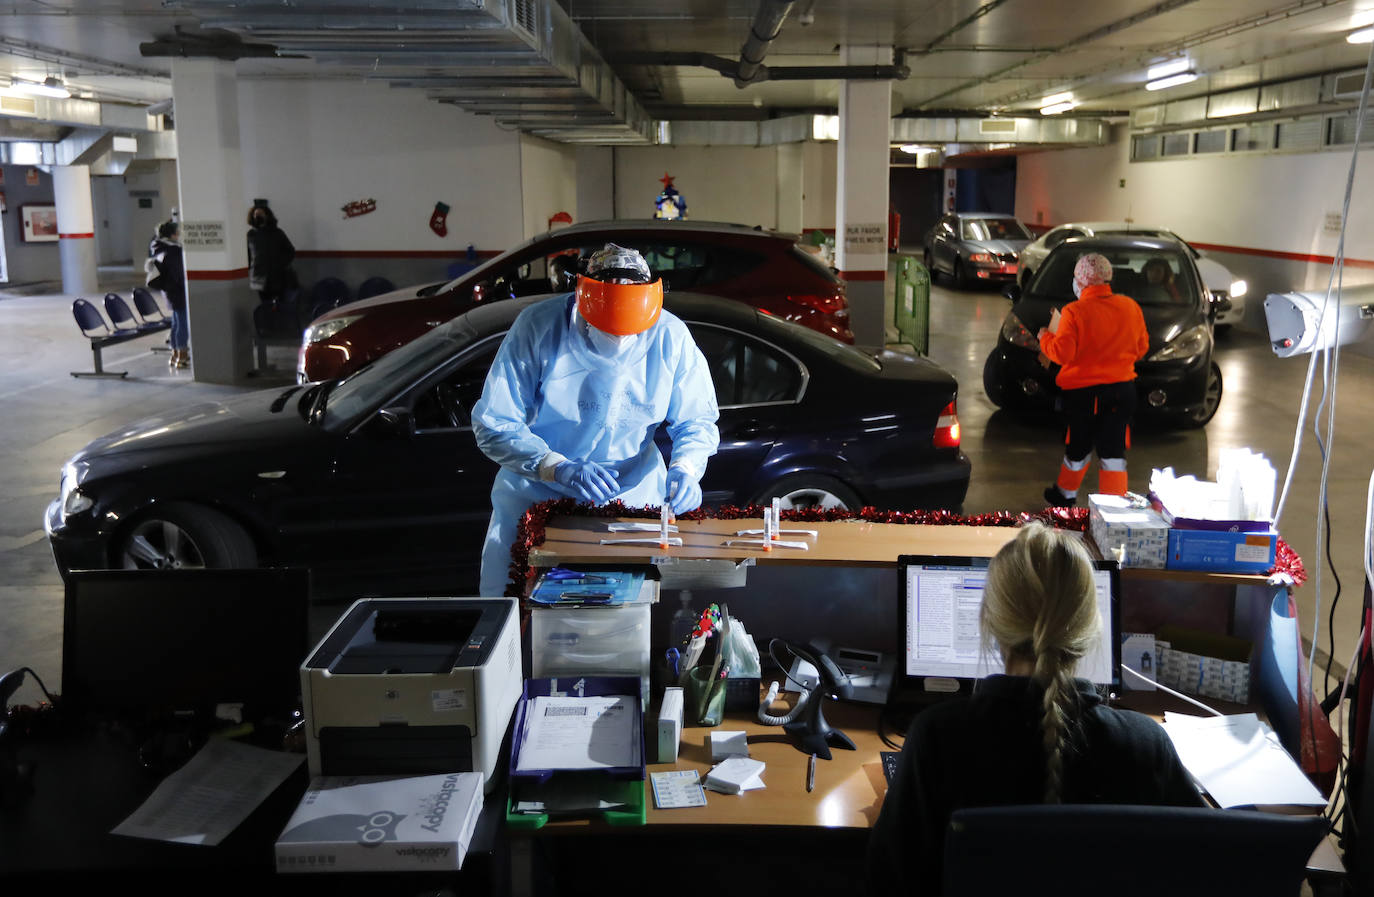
(866, 522, 1203, 895)
(1142, 256, 1182, 302)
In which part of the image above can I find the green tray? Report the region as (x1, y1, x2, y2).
(505, 776, 646, 829)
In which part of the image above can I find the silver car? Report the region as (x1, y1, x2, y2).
(923, 212, 1033, 289)
(1017, 221, 1248, 330)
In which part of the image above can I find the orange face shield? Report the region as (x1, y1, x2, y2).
(575, 276, 664, 336)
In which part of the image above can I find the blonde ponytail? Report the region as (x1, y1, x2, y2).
(980, 522, 1101, 803)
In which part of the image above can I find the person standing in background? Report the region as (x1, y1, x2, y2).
(1038, 253, 1150, 505)
(246, 203, 297, 306)
(150, 219, 189, 369)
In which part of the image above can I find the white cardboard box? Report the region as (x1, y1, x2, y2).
(658, 686, 684, 763)
(275, 772, 484, 873)
(1088, 494, 1169, 569)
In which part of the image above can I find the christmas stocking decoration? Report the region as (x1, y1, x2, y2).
(429, 201, 450, 238)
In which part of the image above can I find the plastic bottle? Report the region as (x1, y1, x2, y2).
(669, 590, 695, 650)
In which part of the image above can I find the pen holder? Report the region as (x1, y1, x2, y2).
(682, 666, 728, 727)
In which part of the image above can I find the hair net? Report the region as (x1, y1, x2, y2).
(586, 243, 652, 284)
(1073, 253, 1113, 292)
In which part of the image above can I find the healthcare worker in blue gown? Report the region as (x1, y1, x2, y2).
(472, 243, 720, 596)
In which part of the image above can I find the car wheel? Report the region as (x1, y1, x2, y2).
(753, 475, 861, 512)
(1177, 361, 1223, 429)
(119, 502, 258, 570)
(983, 351, 1010, 409)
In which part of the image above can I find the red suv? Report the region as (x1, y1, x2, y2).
(298, 219, 851, 382)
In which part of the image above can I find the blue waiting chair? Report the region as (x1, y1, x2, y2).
(131, 286, 168, 322)
(356, 276, 396, 301)
(70, 299, 136, 378)
(103, 292, 168, 336)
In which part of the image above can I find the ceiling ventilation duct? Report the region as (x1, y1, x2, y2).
(175, 0, 654, 144)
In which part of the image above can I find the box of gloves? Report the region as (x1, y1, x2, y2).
(1088, 494, 1169, 569)
(1150, 454, 1278, 575)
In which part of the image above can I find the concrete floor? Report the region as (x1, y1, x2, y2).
(1, 265, 1370, 714)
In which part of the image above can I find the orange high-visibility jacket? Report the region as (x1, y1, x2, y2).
(1038, 283, 1150, 390)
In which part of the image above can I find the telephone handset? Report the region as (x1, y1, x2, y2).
(758, 640, 855, 760)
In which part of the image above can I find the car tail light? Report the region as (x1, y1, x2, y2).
(933, 401, 961, 448)
(787, 293, 847, 314)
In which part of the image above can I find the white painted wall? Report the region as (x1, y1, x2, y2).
(519, 134, 578, 239)
(803, 141, 838, 231)
(1015, 130, 1374, 288)
(123, 161, 179, 264)
(237, 80, 525, 252)
(575, 146, 615, 222)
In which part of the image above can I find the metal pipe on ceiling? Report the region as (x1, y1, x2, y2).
(735, 0, 794, 87)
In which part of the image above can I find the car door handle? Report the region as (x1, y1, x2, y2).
(733, 422, 772, 439)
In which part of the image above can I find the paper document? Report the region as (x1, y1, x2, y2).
(512, 772, 631, 815)
(1162, 712, 1327, 809)
(651, 770, 708, 809)
(112, 737, 303, 845)
(705, 757, 766, 794)
(516, 694, 639, 771)
(1048, 307, 1061, 333)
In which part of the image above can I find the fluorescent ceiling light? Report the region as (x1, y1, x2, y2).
(1040, 101, 1077, 115)
(1147, 59, 1192, 81)
(812, 113, 839, 141)
(899, 144, 938, 155)
(1039, 91, 1074, 108)
(1349, 28, 1374, 44)
(9, 76, 69, 98)
(1146, 71, 1198, 91)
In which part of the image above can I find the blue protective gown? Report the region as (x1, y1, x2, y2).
(472, 294, 720, 595)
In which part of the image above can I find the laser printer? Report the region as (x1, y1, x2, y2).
(300, 597, 521, 793)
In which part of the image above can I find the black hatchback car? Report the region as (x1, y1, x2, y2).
(48, 292, 970, 598)
(982, 236, 1226, 429)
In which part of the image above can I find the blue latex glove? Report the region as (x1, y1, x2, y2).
(665, 466, 703, 515)
(554, 459, 620, 504)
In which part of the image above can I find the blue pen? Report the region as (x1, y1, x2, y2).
(666, 648, 680, 678)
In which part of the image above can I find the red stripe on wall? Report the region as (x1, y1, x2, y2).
(839, 269, 886, 281)
(187, 268, 250, 281)
(58, 232, 94, 239)
(1189, 242, 1374, 270)
(296, 249, 501, 260)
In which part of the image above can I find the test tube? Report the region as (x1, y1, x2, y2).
(771, 497, 781, 540)
(660, 502, 672, 549)
(762, 507, 773, 551)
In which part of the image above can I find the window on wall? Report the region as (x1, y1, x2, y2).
(1194, 130, 1227, 154)
(1232, 123, 1275, 152)
(1161, 133, 1191, 157)
(1328, 114, 1374, 146)
(1131, 135, 1160, 161)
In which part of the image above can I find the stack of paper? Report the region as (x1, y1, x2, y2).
(1161, 712, 1327, 809)
(704, 757, 766, 794)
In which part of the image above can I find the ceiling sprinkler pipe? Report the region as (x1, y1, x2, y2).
(734, 0, 795, 88)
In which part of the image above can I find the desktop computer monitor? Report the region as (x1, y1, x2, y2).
(897, 554, 1122, 697)
(61, 567, 311, 725)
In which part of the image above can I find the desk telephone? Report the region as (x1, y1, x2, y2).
(787, 638, 896, 706)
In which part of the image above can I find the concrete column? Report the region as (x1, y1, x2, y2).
(171, 57, 252, 384)
(52, 165, 99, 297)
(835, 46, 893, 347)
(776, 143, 804, 236)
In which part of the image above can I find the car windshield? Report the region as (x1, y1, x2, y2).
(962, 218, 1030, 241)
(1030, 245, 1200, 307)
(318, 314, 484, 431)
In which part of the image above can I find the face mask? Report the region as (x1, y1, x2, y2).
(586, 324, 634, 357)
(1072, 279, 1084, 299)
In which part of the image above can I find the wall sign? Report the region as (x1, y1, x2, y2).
(25, 168, 39, 186)
(181, 220, 226, 250)
(342, 198, 377, 218)
(844, 222, 885, 254)
(1324, 212, 1343, 237)
(20, 204, 58, 242)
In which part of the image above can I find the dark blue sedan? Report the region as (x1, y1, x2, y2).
(46, 292, 970, 598)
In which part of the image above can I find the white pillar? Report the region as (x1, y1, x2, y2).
(836, 46, 893, 347)
(171, 57, 252, 384)
(776, 143, 804, 236)
(52, 164, 99, 297)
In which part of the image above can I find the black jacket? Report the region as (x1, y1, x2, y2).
(866, 675, 1204, 896)
(150, 237, 186, 311)
(247, 224, 296, 294)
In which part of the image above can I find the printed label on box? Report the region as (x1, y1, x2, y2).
(431, 689, 467, 712)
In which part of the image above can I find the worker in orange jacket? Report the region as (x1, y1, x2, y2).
(1039, 253, 1150, 505)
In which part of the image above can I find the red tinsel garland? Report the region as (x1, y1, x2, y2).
(505, 500, 1305, 597)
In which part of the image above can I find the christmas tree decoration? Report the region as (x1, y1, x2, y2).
(655, 173, 688, 220)
(430, 200, 451, 237)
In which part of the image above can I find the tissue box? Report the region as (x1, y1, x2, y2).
(1166, 527, 1277, 574)
(1088, 495, 1169, 569)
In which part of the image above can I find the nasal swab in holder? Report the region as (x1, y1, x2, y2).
(660, 502, 672, 549)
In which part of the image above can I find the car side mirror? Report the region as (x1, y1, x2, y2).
(372, 406, 415, 438)
(1002, 284, 1021, 302)
(1210, 292, 1233, 313)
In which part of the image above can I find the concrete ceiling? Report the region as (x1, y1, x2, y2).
(0, 0, 1370, 141)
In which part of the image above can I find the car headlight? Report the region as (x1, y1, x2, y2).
(1229, 279, 1248, 299)
(304, 315, 363, 344)
(999, 312, 1040, 350)
(967, 252, 994, 265)
(1148, 324, 1211, 362)
(59, 460, 93, 521)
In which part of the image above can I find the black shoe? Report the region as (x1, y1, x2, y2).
(1044, 485, 1075, 507)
